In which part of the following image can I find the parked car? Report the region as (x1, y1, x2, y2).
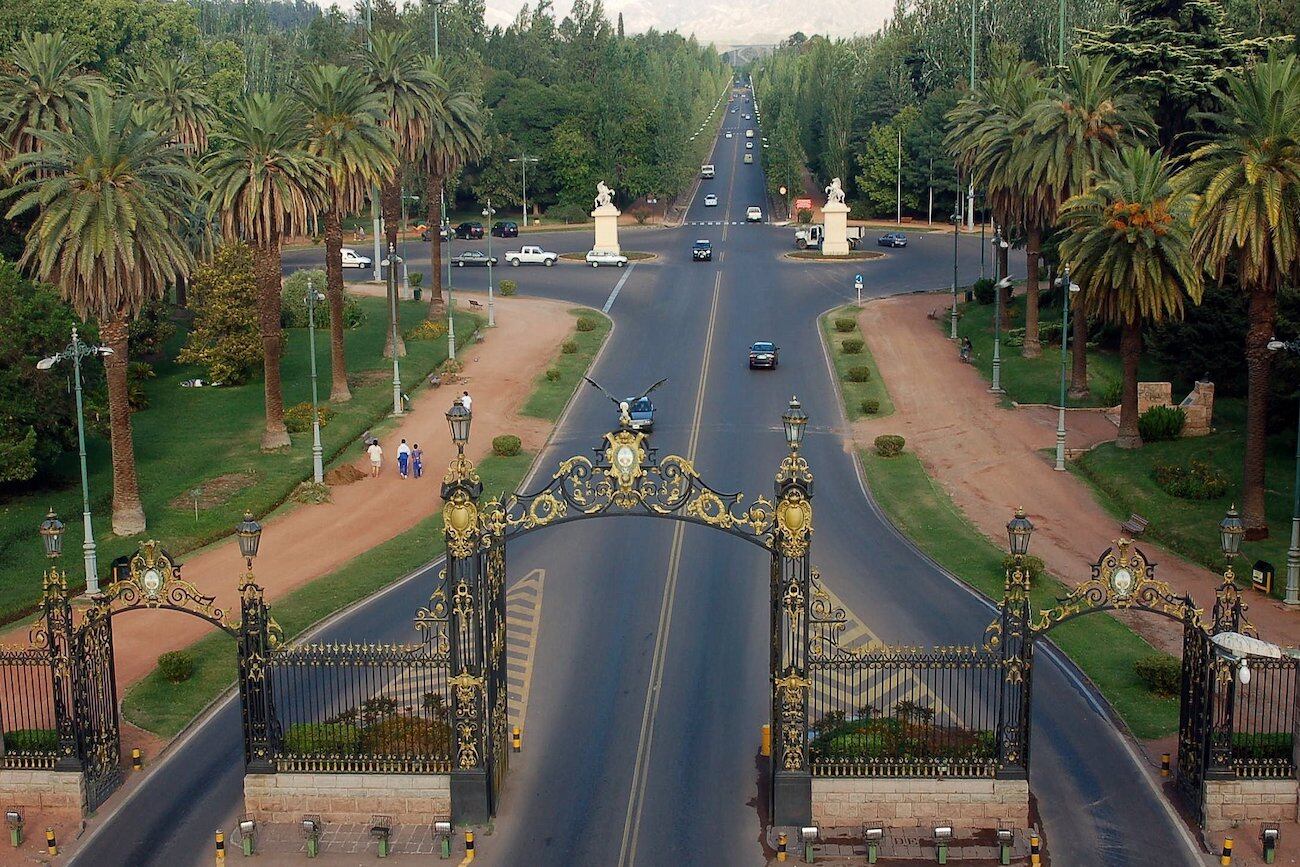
(705, 194, 718, 207)
(454, 221, 484, 239)
(420, 224, 452, 242)
(746, 206, 763, 222)
(452, 250, 497, 267)
(692, 239, 713, 261)
(624, 396, 654, 431)
(586, 250, 628, 268)
(339, 248, 371, 269)
(748, 341, 779, 369)
(491, 221, 519, 238)
(746, 141, 753, 150)
(743, 154, 754, 164)
(725, 131, 733, 138)
(877, 232, 908, 248)
(505, 245, 557, 267)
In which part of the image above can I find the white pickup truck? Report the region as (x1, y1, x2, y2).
(505, 245, 558, 267)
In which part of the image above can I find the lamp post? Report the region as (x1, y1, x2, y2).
(950, 206, 961, 340)
(446, 398, 471, 455)
(1006, 506, 1034, 563)
(782, 396, 808, 452)
(401, 191, 419, 291)
(387, 241, 404, 416)
(236, 510, 262, 574)
(304, 279, 326, 484)
(508, 156, 539, 227)
(37, 327, 113, 594)
(482, 198, 496, 327)
(365, 0, 382, 283)
(431, 0, 445, 60)
(990, 228, 1010, 394)
(1267, 338, 1300, 605)
(1054, 267, 1081, 471)
(1220, 504, 1245, 581)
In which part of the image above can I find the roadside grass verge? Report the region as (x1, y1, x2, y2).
(0, 297, 478, 625)
(821, 306, 893, 421)
(522, 310, 613, 421)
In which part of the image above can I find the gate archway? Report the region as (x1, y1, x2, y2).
(438, 400, 816, 825)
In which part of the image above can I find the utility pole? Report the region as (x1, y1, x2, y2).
(305, 279, 325, 484)
(508, 155, 539, 227)
(388, 241, 404, 417)
(367, 0, 382, 283)
(483, 197, 496, 327)
(967, 0, 977, 232)
(896, 128, 902, 226)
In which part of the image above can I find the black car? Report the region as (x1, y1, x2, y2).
(455, 221, 484, 239)
(692, 239, 713, 261)
(624, 396, 654, 431)
(877, 232, 908, 248)
(451, 250, 497, 267)
(748, 341, 779, 369)
(420, 224, 452, 242)
(491, 221, 519, 238)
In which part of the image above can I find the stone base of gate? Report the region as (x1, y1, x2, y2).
(1203, 778, 1299, 829)
(0, 769, 86, 821)
(244, 773, 451, 825)
(812, 777, 1029, 828)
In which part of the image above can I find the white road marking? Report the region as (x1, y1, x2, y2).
(602, 263, 637, 314)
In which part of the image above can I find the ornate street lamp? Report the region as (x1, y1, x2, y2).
(305, 279, 326, 484)
(236, 511, 263, 569)
(782, 397, 808, 452)
(39, 509, 64, 559)
(1006, 507, 1034, 559)
(1054, 267, 1081, 471)
(447, 400, 472, 454)
(482, 198, 497, 327)
(1220, 505, 1244, 563)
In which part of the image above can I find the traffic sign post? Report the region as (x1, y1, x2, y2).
(854, 274, 863, 305)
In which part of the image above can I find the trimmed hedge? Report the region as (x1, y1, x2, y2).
(834, 317, 856, 333)
(3, 729, 58, 753)
(575, 317, 597, 332)
(861, 399, 880, 415)
(1138, 405, 1186, 442)
(283, 723, 362, 755)
(846, 366, 872, 383)
(841, 338, 864, 354)
(874, 435, 905, 457)
(561, 340, 578, 354)
(1134, 654, 1181, 698)
(492, 435, 522, 457)
(158, 650, 195, 683)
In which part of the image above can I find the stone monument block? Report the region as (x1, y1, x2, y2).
(591, 180, 621, 255)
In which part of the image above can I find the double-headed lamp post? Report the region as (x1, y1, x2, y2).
(483, 198, 497, 327)
(1054, 267, 1081, 471)
(990, 227, 1012, 395)
(37, 327, 114, 594)
(508, 156, 539, 227)
(387, 242, 404, 416)
(304, 279, 326, 484)
(1266, 338, 1300, 605)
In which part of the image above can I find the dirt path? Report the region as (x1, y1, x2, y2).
(4, 294, 574, 691)
(855, 293, 1300, 655)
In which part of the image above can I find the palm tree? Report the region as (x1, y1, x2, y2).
(4, 92, 200, 534)
(1059, 146, 1202, 449)
(122, 56, 215, 154)
(1018, 56, 1153, 397)
(420, 61, 486, 319)
(1181, 54, 1300, 538)
(357, 31, 439, 358)
(0, 31, 103, 164)
(296, 64, 397, 404)
(205, 93, 327, 450)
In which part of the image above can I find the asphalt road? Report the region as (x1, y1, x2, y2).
(70, 88, 1205, 867)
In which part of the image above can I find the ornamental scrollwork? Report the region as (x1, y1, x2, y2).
(774, 671, 810, 771)
(443, 490, 481, 558)
(808, 570, 847, 662)
(775, 489, 812, 559)
(451, 671, 484, 769)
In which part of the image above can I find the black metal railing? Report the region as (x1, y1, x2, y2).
(265, 643, 453, 774)
(0, 647, 59, 769)
(1219, 656, 1298, 779)
(808, 647, 1003, 778)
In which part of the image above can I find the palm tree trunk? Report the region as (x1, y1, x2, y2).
(426, 171, 446, 319)
(255, 241, 291, 450)
(1023, 225, 1042, 358)
(1069, 291, 1089, 399)
(381, 176, 406, 359)
(323, 205, 352, 403)
(101, 316, 146, 535)
(1116, 319, 1143, 450)
(1241, 284, 1277, 539)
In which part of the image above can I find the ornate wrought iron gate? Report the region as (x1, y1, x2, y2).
(71, 609, 121, 811)
(1177, 614, 1213, 824)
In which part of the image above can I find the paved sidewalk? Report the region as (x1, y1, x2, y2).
(854, 293, 1300, 656)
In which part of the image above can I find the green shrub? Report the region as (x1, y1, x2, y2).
(1001, 554, 1046, 583)
(408, 271, 424, 288)
(973, 278, 996, 305)
(545, 368, 561, 382)
(841, 338, 864, 354)
(561, 340, 578, 354)
(177, 243, 264, 385)
(1152, 459, 1229, 500)
(575, 316, 597, 332)
(1097, 379, 1123, 407)
(861, 399, 880, 415)
(499, 279, 517, 297)
(3, 729, 57, 753)
(406, 319, 447, 341)
(846, 366, 872, 383)
(359, 715, 450, 754)
(281, 270, 364, 328)
(546, 203, 590, 224)
(283, 401, 334, 433)
(492, 435, 522, 457)
(834, 317, 856, 333)
(797, 208, 813, 224)
(158, 650, 195, 684)
(1133, 654, 1181, 698)
(1138, 405, 1186, 442)
(127, 361, 155, 411)
(874, 435, 905, 457)
(283, 722, 361, 755)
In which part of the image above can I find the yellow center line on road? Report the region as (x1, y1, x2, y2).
(617, 271, 722, 867)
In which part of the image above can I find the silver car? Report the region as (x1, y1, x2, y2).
(585, 250, 628, 268)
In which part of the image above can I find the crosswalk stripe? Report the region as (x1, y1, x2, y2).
(504, 569, 545, 731)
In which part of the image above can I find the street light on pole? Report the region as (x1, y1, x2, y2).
(431, 0, 446, 60)
(508, 155, 539, 227)
(387, 241, 405, 416)
(365, 0, 381, 283)
(444, 186, 456, 361)
(1267, 337, 1300, 606)
(950, 205, 961, 340)
(305, 279, 326, 484)
(1054, 266, 1081, 471)
(482, 198, 496, 327)
(36, 327, 113, 594)
(990, 227, 1010, 394)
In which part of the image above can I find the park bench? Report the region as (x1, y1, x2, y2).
(468, 299, 484, 309)
(1121, 513, 1149, 538)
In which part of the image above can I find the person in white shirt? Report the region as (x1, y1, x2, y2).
(367, 439, 383, 477)
(460, 390, 472, 413)
(397, 439, 412, 479)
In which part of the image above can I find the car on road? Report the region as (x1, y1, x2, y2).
(744, 154, 753, 164)
(624, 396, 654, 431)
(339, 248, 371, 269)
(454, 221, 484, 239)
(746, 207, 762, 222)
(452, 250, 497, 267)
(692, 239, 713, 261)
(586, 250, 628, 268)
(505, 245, 557, 267)
(746, 141, 753, 149)
(725, 131, 733, 138)
(704, 193, 718, 207)
(491, 221, 519, 238)
(419, 224, 452, 242)
(748, 341, 779, 369)
(877, 232, 908, 248)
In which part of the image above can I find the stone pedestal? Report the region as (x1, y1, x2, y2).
(591, 204, 621, 255)
(821, 201, 850, 256)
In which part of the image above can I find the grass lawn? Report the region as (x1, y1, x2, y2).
(1074, 398, 1296, 599)
(523, 310, 612, 421)
(0, 296, 479, 626)
(822, 306, 893, 421)
(863, 450, 1179, 739)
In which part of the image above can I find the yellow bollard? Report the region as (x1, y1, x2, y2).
(1160, 753, 1170, 777)
(1029, 833, 1041, 867)
(465, 830, 475, 862)
(215, 829, 226, 862)
(132, 748, 143, 771)
(776, 831, 787, 862)
(45, 828, 56, 856)
(512, 726, 522, 753)
(761, 724, 772, 758)
(1220, 836, 1233, 866)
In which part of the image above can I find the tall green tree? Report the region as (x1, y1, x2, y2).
(4, 91, 199, 533)
(1180, 53, 1300, 537)
(296, 63, 396, 403)
(122, 55, 215, 154)
(1060, 145, 1201, 448)
(0, 31, 103, 164)
(205, 92, 327, 450)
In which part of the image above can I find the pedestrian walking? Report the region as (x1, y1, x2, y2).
(397, 439, 411, 479)
(412, 443, 424, 479)
(460, 390, 472, 413)
(367, 439, 383, 477)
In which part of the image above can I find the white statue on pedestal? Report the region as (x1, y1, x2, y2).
(825, 177, 845, 205)
(594, 181, 616, 210)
